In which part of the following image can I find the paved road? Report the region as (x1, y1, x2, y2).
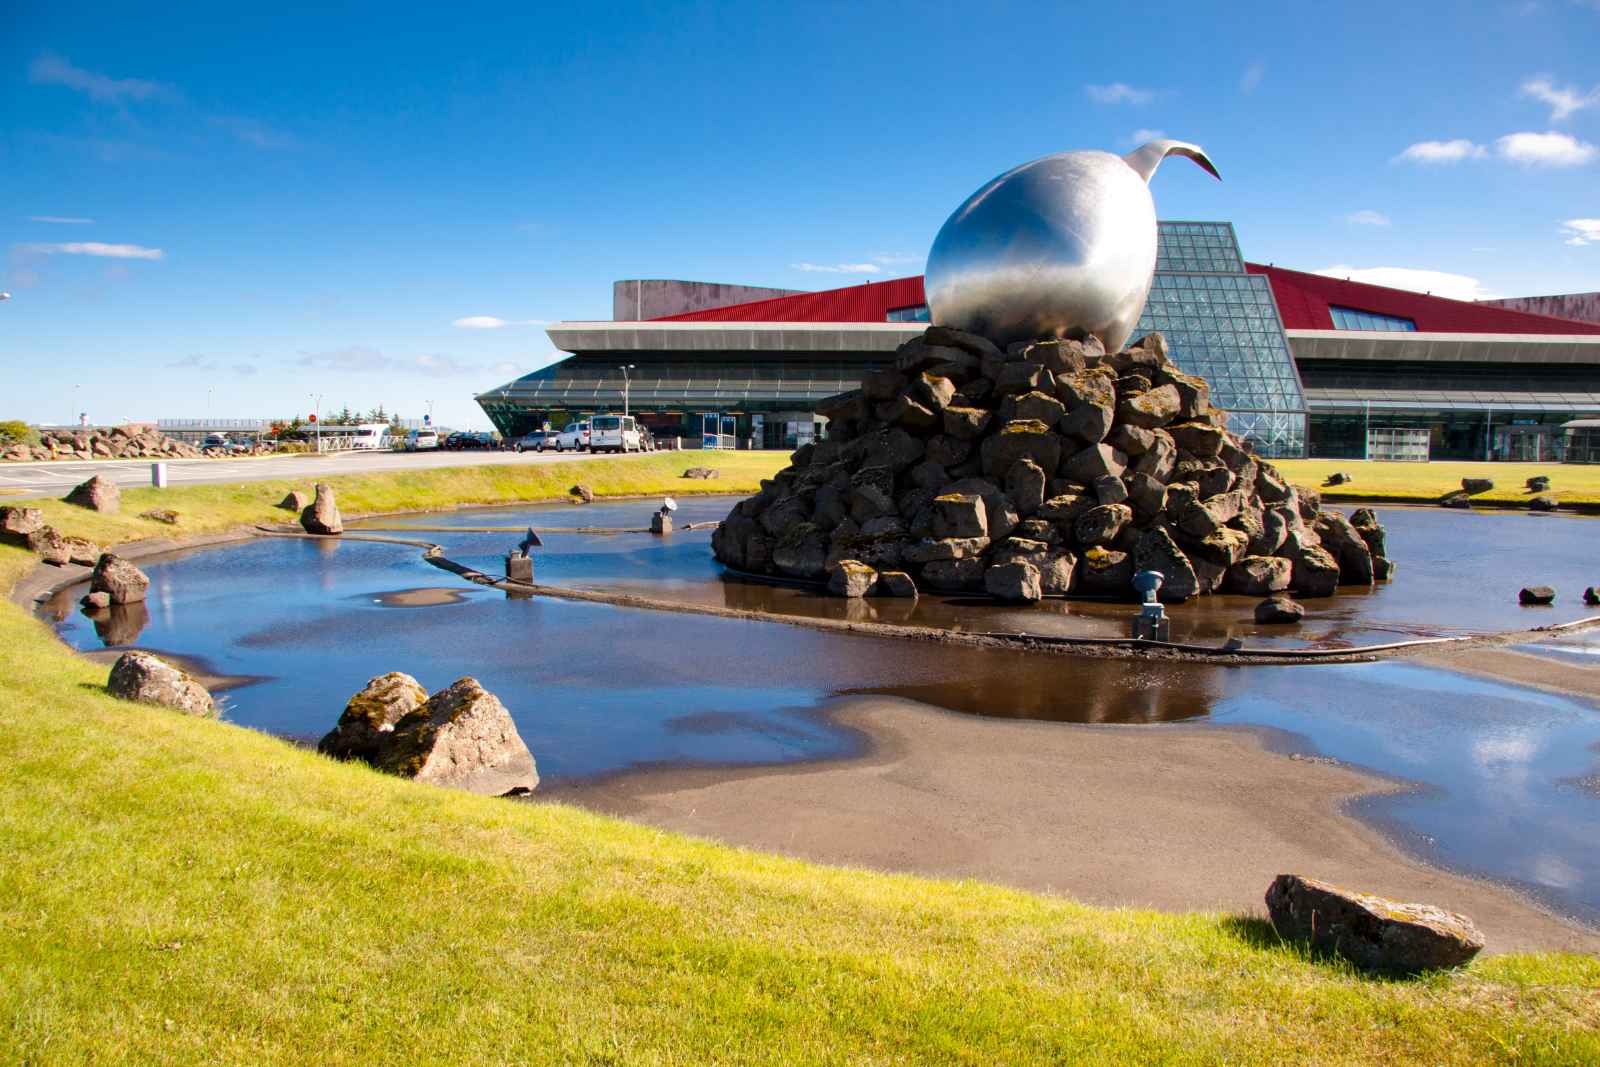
(0, 448, 611, 498)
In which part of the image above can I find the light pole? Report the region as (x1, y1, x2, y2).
(310, 393, 323, 453)
(620, 363, 635, 417)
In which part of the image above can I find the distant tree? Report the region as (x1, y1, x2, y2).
(366, 404, 388, 423)
(0, 420, 40, 446)
(334, 405, 356, 425)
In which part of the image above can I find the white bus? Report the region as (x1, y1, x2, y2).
(310, 423, 393, 452)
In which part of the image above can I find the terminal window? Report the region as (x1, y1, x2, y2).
(886, 304, 930, 323)
(1329, 306, 1417, 332)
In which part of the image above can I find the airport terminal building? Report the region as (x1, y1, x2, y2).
(477, 221, 1600, 460)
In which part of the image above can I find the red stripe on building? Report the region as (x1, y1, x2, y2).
(655, 276, 926, 323)
(1244, 263, 1600, 335)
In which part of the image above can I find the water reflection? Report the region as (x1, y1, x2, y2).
(86, 601, 150, 646)
(37, 498, 1600, 924)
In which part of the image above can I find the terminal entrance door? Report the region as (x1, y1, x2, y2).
(700, 413, 737, 449)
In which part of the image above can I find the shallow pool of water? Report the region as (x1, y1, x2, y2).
(41, 498, 1600, 925)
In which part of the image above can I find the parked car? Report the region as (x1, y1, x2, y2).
(514, 430, 552, 453)
(406, 429, 440, 451)
(554, 420, 591, 452)
(590, 415, 643, 453)
(202, 433, 227, 449)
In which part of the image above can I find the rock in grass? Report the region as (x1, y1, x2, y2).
(0, 505, 44, 546)
(1461, 478, 1494, 495)
(375, 677, 538, 796)
(319, 672, 430, 763)
(28, 526, 99, 566)
(64, 474, 120, 513)
(139, 508, 179, 525)
(1438, 491, 1472, 509)
(277, 490, 310, 511)
(300, 482, 343, 535)
(1526, 475, 1550, 492)
(569, 483, 595, 504)
(1322, 472, 1351, 487)
(1519, 586, 1556, 605)
(682, 467, 719, 479)
(107, 650, 215, 717)
(1255, 595, 1305, 624)
(1528, 495, 1558, 512)
(90, 553, 150, 605)
(1265, 874, 1484, 972)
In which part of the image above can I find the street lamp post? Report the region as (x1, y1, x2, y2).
(620, 364, 635, 417)
(310, 393, 323, 453)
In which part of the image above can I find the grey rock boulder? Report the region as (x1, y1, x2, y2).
(300, 482, 344, 535)
(1255, 595, 1305, 624)
(278, 490, 311, 511)
(107, 651, 215, 717)
(0, 505, 44, 546)
(828, 560, 878, 598)
(64, 474, 121, 513)
(375, 677, 539, 796)
(1519, 586, 1556, 605)
(1265, 874, 1484, 973)
(984, 560, 1042, 602)
(319, 672, 431, 763)
(90, 553, 150, 604)
(1461, 477, 1494, 495)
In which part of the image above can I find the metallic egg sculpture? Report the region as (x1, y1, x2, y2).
(924, 139, 1220, 353)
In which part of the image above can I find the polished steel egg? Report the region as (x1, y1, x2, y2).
(924, 139, 1220, 353)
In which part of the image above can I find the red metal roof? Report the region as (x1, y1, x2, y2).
(1245, 263, 1600, 335)
(655, 264, 1600, 337)
(655, 276, 926, 323)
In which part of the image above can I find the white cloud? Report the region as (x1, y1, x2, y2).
(1125, 128, 1167, 146)
(1314, 265, 1495, 301)
(1346, 209, 1391, 226)
(1393, 139, 1486, 163)
(208, 115, 298, 150)
(451, 315, 549, 329)
(1085, 82, 1155, 105)
(1561, 218, 1600, 245)
(27, 216, 94, 225)
(1495, 130, 1597, 166)
(29, 53, 171, 103)
(1240, 61, 1264, 94)
(871, 253, 923, 265)
(791, 262, 881, 274)
(1520, 76, 1599, 121)
(17, 241, 163, 260)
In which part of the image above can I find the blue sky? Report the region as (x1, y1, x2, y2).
(3, 1, 1598, 429)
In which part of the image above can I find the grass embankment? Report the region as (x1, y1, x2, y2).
(1273, 459, 1599, 507)
(3, 457, 1599, 1062)
(10, 450, 786, 557)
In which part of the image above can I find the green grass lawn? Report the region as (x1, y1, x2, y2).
(3, 458, 1599, 1063)
(9, 450, 787, 553)
(1273, 459, 1597, 507)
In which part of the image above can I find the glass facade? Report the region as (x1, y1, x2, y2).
(886, 304, 930, 322)
(1329, 306, 1417, 332)
(481, 220, 1307, 455)
(1134, 222, 1307, 457)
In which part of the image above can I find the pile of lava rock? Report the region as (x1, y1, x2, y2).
(711, 325, 1394, 603)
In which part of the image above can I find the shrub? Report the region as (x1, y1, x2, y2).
(0, 420, 40, 446)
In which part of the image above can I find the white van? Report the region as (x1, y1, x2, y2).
(589, 415, 643, 453)
(406, 429, 440, 451)
(554, 420, 591, 452)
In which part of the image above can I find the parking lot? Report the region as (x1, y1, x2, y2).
(0, 447, 609, 499)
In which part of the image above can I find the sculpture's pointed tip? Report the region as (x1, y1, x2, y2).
(1123, 139, 1221, 183)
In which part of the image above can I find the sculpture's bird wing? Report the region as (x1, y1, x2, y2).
(1122, 139, 1221, 183)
